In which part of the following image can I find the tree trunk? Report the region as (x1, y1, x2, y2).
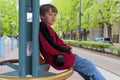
(83, 29, 87, 41)
(104, 22, 112, 38)
(119, 26, 120, 43)
(108, 25, 112, 38)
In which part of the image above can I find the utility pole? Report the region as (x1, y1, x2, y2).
(60, 12, 62, 39)
(0, 13, 2, 38)
(66, 18, 69, 33)
(66, 18, 69, 39)
(12, 23, 16, 36)
(0, 21, 1, 38)
(79, 0, 82, 41)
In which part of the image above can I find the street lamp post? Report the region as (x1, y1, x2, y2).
(12, 23, 16, 36)
(0, 13, 4, 58)
(79, 0, 82, 41)
(66, 18, 69, 32)
(66, 18, 69, 39)
(11, 23, 16, 50)
(60, 12, 62, 39)
(0, 15, 2, 38)
(0, 23, 1, 38)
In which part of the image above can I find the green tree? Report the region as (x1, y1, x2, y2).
(83, 0, 120, 38)
(51, 0, 120, 39)
(0, 0, 18, 36)
(51, 0, 79, 33)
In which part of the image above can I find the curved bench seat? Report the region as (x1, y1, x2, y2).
(0, 59, 19, 65)
(0, 68, 73, 80)
(0, 59, 73, 80)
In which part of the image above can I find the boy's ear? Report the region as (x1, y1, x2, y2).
(41, 15, 45, 20)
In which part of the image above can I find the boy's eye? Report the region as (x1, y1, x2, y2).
(48, 13, 57, 16)
(54, 14, 56, 16)
(49, 14, 52, 16)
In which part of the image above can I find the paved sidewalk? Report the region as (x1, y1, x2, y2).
(0, 47, 120, 80)
(72, 47, 120, 76)
(0, 48, 18, 74)
(113, 43, 120, 46)
(0, 48, 18, 61)
(0, 48, 84, 80)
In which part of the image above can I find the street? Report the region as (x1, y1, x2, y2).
(68, 46, 120, 80)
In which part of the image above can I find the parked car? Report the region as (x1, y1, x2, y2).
(94, 38, 112, 44)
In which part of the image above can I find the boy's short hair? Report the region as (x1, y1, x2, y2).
(40, 4, 58, 16)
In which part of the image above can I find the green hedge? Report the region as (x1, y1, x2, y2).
(64, 40, 111, 49)
(64, 40, 120, 56)
(80, 41, 111, 51)
(109, 46, 120, 56)
(64, 40, 79, 47)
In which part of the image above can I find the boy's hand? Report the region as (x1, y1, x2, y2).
(70, 49, 72, 52)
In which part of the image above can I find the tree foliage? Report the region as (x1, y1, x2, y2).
(51, 0, 120, 38)
(51, 0, 79, 33)
(0, 0, 18, 36)
(90, 0, 120, 37)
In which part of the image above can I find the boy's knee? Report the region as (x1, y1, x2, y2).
(85, 59, 95, 67)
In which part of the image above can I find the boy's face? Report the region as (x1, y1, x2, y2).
(41, 8, 57, 26)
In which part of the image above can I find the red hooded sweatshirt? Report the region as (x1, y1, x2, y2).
(39, 21, 75, 70)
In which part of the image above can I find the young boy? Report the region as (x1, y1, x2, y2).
(39, 4, 106, 80)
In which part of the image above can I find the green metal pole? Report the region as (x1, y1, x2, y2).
(66, 18, 69, 39)
(32, 0, 39, 76)
(0, 14, 2, 37)
(0, 16, 4, 58)
(79, 0, 82, 41)
(0, 13, 4, 58)
(19, 0, 27, 76)
(66, 18, 69, 33)
(60, 12, 62, 38)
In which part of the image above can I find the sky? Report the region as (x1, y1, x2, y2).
(40, 0, 51, 5)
